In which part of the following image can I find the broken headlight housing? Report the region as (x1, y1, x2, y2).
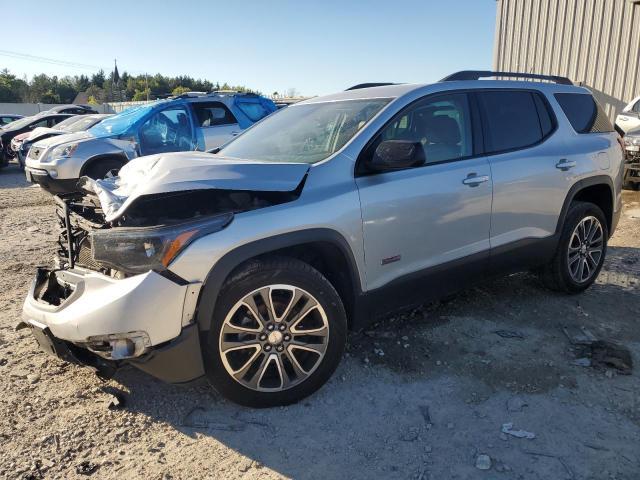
(90, 213, 233, 274)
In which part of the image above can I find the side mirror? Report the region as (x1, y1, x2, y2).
(369, 140, 425, 172)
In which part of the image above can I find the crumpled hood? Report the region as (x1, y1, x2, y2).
(80, 152, 310, 222)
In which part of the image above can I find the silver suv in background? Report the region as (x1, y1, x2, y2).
(21, 71, 624, 407)
(24, 92, 276, 193)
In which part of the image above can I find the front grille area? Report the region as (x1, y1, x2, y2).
(28, 146, 44, 160)
(76, 237, 102, 270)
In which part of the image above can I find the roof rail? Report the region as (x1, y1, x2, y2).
(440, 70, 573, 85)
(345, 82, 397, 91)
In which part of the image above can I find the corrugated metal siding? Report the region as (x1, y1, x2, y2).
(494, 0, 640, 120)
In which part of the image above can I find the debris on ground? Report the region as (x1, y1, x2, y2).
(106, 393, 125, 410)
(572, 357, 591, 367)
(475, 454, 492, 470)
(494, 330, 525, 340)
(501, 422, 536, 439)
(563, 326, 633, 374)
(75, 461, 99, 476)
(506, 396, 528, 412)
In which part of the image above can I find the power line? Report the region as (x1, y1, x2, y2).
(0, 49, 102, 71)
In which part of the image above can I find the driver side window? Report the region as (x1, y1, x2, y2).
(139, 106, 193, 155)
(378, 93, 473, 165)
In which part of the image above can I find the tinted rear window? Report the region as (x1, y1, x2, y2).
(554, 93, 613, 133)
(478, 91, 549, 153)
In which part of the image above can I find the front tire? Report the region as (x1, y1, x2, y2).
(203, 257, 347, 408)
(83, 158, 124, 180)
(540, 201, 608, 293)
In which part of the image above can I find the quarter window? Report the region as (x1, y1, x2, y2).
(192, 102, 237, 127)
(375, 93, 473, 165)
(554, 93, 614, 134)
(477, 91, 547, 153)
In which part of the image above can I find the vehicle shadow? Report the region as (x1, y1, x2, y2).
(106, 246, 640, 479)
(0, 163, 31, 189)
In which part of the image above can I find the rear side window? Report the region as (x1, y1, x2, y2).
(477, 91, 550, 153)
(192, 102, 237, 127)
(236, 101, 271, 122)
(554, 93, 613, 133)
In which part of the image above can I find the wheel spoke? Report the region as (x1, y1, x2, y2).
(219, 283, 330, 392)
(256, 354, 283, 390)
(271, 286, 302, 323)
(224, 344, 261, 376)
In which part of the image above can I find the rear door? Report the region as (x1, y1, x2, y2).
(356, 92, 493, 303)
(479, 89, 613, 267)
(477, 89, 567, 263)
(191, 101, 240, 150)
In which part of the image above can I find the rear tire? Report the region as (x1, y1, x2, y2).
(202, 257, 347, 408)
(539, 201, 608, 293)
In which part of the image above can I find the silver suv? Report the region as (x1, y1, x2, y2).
(21, 71, 624, 407)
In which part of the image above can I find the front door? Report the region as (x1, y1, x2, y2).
(355, 92, 492, 306)
(138, 105, 195, 156)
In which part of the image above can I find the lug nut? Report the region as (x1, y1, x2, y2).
(259, 334, 267, 341)
(278, 323, 286, 331)
(283, 334, 291, 342)
(267, 324, 275, 331)
(276, 345, 284, 352)
(264, 344, 272, 352)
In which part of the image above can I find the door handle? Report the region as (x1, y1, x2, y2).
(231, 131, 240, 136)
(462, 173, 489, 187)
(556, 159, 577, 171)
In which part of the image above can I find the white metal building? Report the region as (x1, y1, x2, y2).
(493, 0, 640, 121)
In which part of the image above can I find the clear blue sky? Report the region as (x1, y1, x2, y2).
(3, 0, 497, 96)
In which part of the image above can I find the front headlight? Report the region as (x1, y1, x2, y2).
(90, 213, 233, 274)
(51, 142, 79, 159)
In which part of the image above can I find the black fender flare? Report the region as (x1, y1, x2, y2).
(193, 228, 363, 332)
(554, 174, 615, 235)
(79, 153, 129, 177)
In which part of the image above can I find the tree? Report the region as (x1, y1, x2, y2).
(172, 86, 190, 96)
(132, 88, 151, 101)
(90, 70, 106, 88)
(0, 69, 24, 102)
(87, 95, 99, 105)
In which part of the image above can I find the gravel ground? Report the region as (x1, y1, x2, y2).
(0, 162, 639, 480)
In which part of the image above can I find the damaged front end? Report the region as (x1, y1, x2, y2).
(21, 152, 310, 384)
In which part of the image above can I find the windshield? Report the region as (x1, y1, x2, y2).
(220, 98, 391, 163)
(3, 116, 36, 130)
(55, 116, 84, 130)
(88, 103, 161, 137)
(65, 116, 102, 132)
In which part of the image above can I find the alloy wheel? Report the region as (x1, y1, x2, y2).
(567, 216, 604, 283)
(219, 285, 329, 392)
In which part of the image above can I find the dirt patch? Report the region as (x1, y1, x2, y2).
(1, 163, 639, 479)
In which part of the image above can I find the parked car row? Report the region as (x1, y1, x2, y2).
(19, 71, 626, 407)
(23, 91, 277, 193)
(0, 104, 98, 167)
(11, 114, 113, 168)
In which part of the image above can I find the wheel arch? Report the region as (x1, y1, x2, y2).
(556, 175, 615, 236)
(193, 229, 364, 332)
(79, 153, 128, 177)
